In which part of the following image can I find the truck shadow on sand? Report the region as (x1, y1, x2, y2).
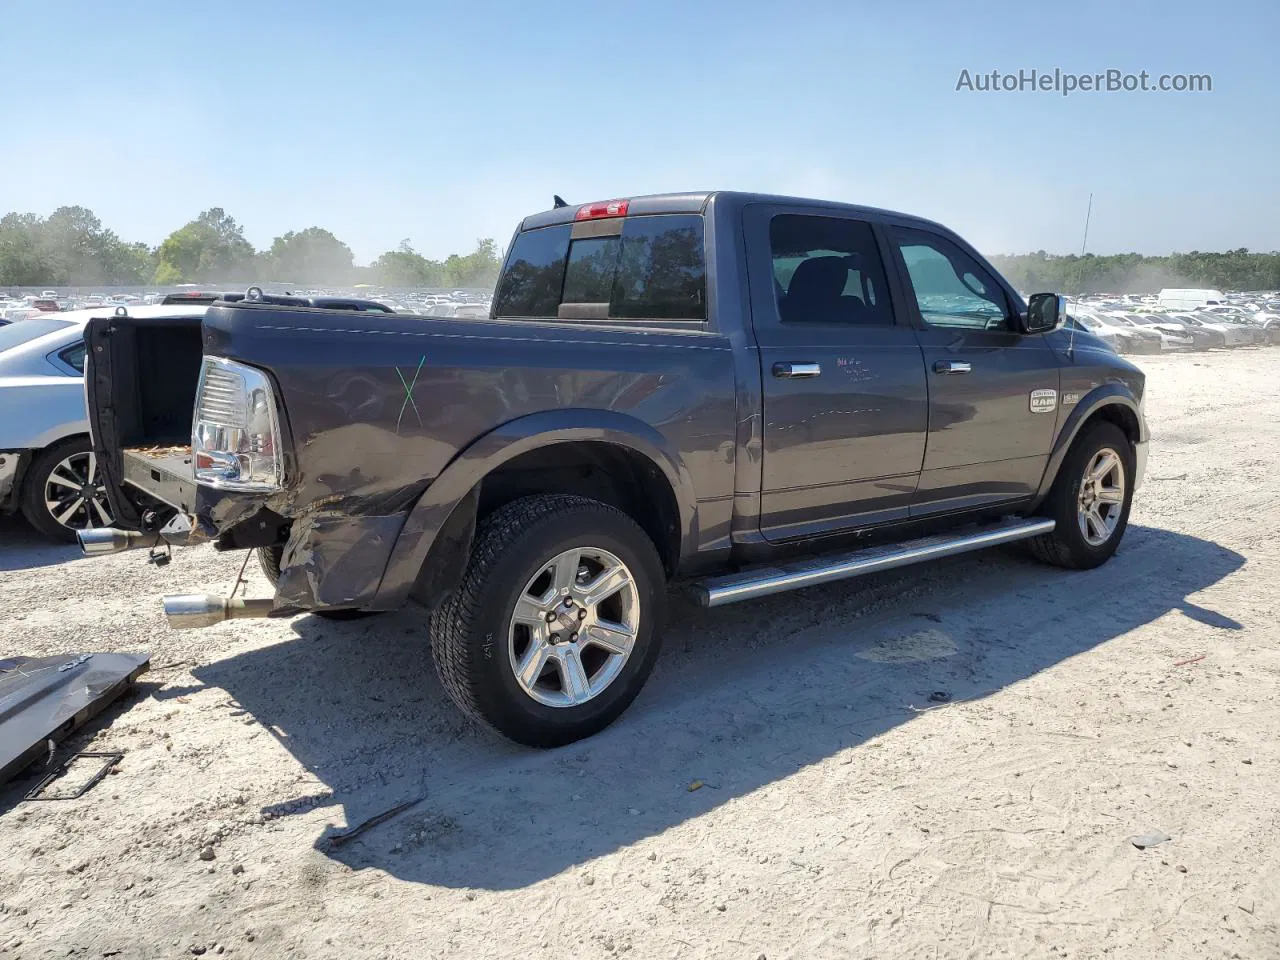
(192, 523, 1243, 891)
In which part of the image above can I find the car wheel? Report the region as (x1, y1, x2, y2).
(256, 545, 378, 620)
(1030, 421, 1134, 570)
(20, 437, 114, 543)
(429, 494, 667, 747)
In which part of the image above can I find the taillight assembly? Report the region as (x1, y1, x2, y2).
(574, 199, 630, 221)
(191, 356, 283, 492)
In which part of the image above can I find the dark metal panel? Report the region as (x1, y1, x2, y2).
(274, 513, 408, 609)
(1031, 349, 1147, 506)
(1, 652, 149, 785)
(372, 410, 710, 608)
(196, 305, 737, 608)
(701, 193, 763, 551)
(914, 332, 1061, 460)
(740, 202, 928, 541)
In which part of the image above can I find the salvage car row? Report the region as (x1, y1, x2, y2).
(1065, 293, 1280, 353)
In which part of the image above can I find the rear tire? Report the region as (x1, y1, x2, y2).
(429, 494, 667, 747)
(1030, 422, 1134, 570)
(256, 546, 378, 620)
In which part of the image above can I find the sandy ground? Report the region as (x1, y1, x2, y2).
(2, 347, 1278, 960)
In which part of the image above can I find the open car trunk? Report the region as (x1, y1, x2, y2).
(85, 313, 205, 530)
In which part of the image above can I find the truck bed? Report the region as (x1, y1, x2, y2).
(122, 445, 196, 515)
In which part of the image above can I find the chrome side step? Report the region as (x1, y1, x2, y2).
(693, 517, 1056, 608)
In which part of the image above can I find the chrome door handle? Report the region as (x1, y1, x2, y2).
(933, 360, 972, 374)
(773, 361, 822, 379)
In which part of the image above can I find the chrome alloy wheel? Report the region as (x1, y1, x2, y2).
(1077, 447, 1126, 547)
(508, 546, 640, 708)
(44, 451, 113, 531)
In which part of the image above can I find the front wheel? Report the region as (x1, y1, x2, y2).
(429, 494, 667, 747)
(1030, 421, 1134, 570)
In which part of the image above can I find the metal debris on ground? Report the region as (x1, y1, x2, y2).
(324, 796, 426, 848)
(25, 752, 123, 800)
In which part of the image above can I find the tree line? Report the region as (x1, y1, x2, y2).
(989, 249, 1280, 295)
(4, 205, 1278, 294)
(0, 206, 502, 289)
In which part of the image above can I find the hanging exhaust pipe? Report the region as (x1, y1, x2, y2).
(78, 528, 157, 556)
(162, 594, 276, 630)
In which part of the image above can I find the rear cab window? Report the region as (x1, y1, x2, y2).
(493, 214, 706, 322)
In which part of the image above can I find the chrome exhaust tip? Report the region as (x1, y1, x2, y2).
(162, 594, 275, 630)
(78, 528, 154, 556)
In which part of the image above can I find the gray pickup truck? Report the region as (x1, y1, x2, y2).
(80, 191, 1148, 746)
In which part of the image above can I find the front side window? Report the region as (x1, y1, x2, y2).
(892, 228, 1012, 331)
(492, 215, 706, 321)
(768, 215, 894, 325)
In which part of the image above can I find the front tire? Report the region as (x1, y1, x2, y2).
(20, 437, 114, 543)
(429, 494, 667, 747)
(1030, 422, 1134, 570)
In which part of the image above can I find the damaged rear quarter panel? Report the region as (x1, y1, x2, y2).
(198, 305, 737, 609)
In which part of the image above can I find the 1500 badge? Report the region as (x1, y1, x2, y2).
(1029, 389, 1058, 413)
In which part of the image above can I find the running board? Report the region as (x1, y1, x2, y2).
(693, 517, 1056, 608)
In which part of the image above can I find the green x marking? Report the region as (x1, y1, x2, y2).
(395, 355, 427, 434)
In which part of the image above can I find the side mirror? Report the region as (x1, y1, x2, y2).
(1023, 293, 1067, 334)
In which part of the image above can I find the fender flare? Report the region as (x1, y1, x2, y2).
(1034, 384, 1145, 504)
(371, 409, 698, 608)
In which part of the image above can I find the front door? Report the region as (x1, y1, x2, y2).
(746, 206, 929, 542)
(886, 226, 1061, 515)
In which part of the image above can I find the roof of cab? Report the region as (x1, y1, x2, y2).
(518, 190, 945, 233)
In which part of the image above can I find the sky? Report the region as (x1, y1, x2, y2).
(2, 0, 1276, 262)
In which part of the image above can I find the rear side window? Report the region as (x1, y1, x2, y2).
(493, 215, 706, 321)
(58, 341, 87, 373)
(492, 224, 572, 318)
(768, 215, 894, 325)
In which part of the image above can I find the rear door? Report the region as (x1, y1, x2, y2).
(885, 225, 1060, 515)
(745, 205, 928, 542)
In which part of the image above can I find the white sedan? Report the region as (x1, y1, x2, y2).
(0, 305, 207, 541)
(1172, 313, 1254, 347)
